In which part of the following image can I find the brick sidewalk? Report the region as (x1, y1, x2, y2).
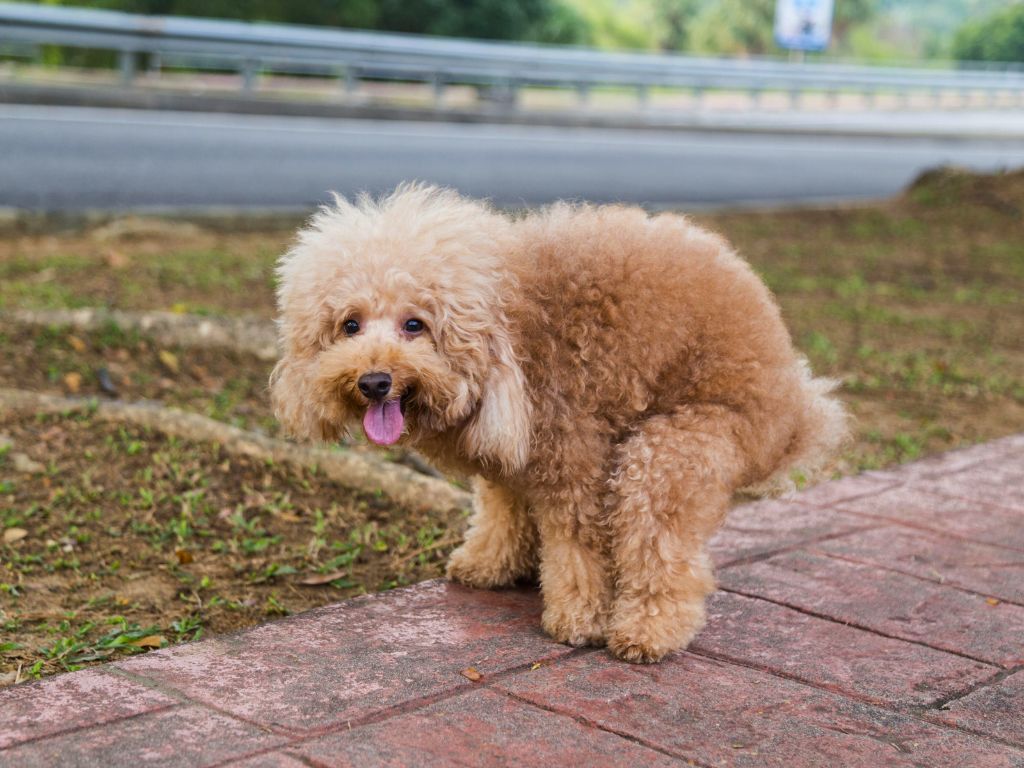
(2, 436, 1022, 767)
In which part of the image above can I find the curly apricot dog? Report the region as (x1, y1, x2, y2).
(271, 184, 847, 663)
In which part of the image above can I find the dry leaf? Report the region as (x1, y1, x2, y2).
(175, 549, 194, 565)
(157, 350, 180, 374)
(3, 528, 28, 544)
(130, 635, 165, 648)
(300, 570, 349, 586)
(460, 667, 483, 682)
(105, 250, 130, 269)
(63, 371, 82, 393)
(986, 597, 1000, 606)
(530, 662, 543, 671)
(67, 335, 87, 352)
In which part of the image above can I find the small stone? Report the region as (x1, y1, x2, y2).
(97, 367, 119, 397)
(3, 527, 28, 544)
(12, 453, 44, 474)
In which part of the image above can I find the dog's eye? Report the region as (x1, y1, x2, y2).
(403, 318, 426, 334)
(342, 319, 360, 336)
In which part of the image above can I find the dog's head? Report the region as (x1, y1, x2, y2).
(271, 184, 531, 473)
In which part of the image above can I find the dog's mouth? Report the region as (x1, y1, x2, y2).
(361, 390, 412, 446)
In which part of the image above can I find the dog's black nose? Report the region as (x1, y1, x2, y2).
(358, 372, 392, 400)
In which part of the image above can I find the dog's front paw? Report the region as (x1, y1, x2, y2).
(446, 543, 517, 589)
(607, 632, 672, 664)
(541, 602, 606, 648)
(607, 597, 706, 664)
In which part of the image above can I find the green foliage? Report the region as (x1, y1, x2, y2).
(649, 0, 703, 51)
(29, 0, 590, 43)
(688, 0, 776, 55)
(881, 0, 1008, 59)
(561, 0, 657, 50)
(953, 3, 1024, 62)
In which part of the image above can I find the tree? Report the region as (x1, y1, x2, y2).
(649, 0, 704, 51)
(687, 0, 775, 56)
(953, 3, 1024, 63)
(27, 0, 590, 43)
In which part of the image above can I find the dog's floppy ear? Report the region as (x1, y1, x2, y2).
(461, 328, 532, 474)
(270, 353, 340, 442)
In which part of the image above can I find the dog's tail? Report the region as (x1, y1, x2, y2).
(742, 358, 850, 497)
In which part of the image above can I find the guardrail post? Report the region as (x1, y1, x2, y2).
(636, 84, 649, 109)
(432, 73, 446, 108)
(148, 52, 162, 79)
(343, 66, 359, 97)
(576, 83, 590, 106)
(240, 59, 258, 92)
(118, 49, 135, 86)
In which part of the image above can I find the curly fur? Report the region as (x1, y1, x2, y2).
(272, 184, 848, 663)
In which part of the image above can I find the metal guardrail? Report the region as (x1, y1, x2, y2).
(1, 1, 1023, 109)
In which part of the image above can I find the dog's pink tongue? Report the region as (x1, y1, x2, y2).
(363, 399, 404, 445)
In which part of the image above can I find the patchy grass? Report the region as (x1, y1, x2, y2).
(707, 168, 1024, 470)
(0, 221, 288, 317)
(0, 317, 277, 436)
(2, 167, 1023, 681)
(0, 411, 463, 682)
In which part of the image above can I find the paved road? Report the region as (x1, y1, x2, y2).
(2, 104, 1024, 210)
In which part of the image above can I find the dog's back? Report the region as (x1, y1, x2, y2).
(504, 202, 847, 490)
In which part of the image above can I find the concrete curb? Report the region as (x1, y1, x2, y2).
(6, 307, 279, 361)
(0, 387, 473, 514)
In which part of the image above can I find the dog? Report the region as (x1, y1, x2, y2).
(271, 184, 847, 663)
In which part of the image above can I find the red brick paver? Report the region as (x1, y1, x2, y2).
(1, 435, 1022, 767)
(691, 591, 998, 707)
(936, 670, 1024, 746)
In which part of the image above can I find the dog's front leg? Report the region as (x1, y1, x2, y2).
(447, 478, 538, 588)
(532, 487, 611, 648)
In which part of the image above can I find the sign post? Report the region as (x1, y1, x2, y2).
(774, 0, 835, 54)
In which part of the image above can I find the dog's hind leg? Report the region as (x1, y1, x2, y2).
(605, 405, 748, 663)
(446, 479, 538, 588)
